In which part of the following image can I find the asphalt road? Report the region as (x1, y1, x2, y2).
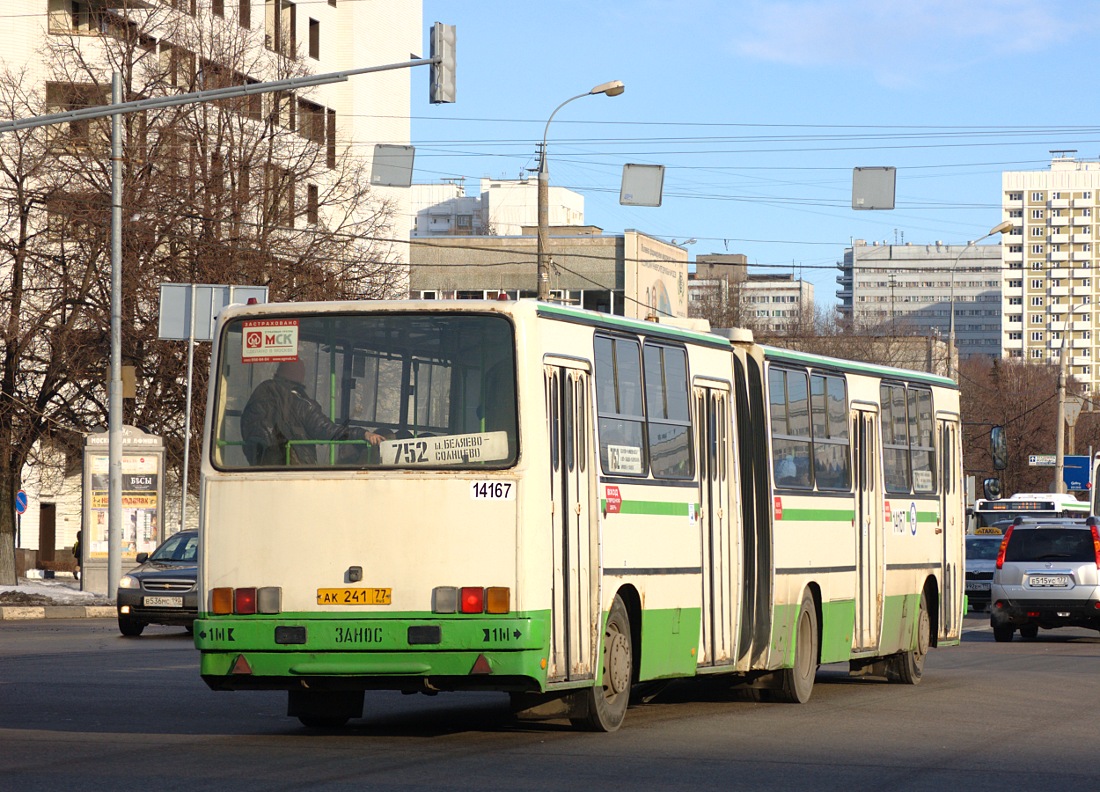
(1, 612, 1098, 792)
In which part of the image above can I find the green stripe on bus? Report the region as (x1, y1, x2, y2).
(600, 499, 698, 516)
(776, 508, 855, 521)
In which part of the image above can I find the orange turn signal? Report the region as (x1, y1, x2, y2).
(486, 587, 510, 614)
(211, 587, 233, 615)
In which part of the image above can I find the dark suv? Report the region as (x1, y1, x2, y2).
(989, 517, 1100, 642)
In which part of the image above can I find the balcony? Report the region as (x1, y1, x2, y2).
(1050, 198, 1071, 209)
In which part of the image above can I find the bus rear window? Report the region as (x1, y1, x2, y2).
(211, 313, 517, 471)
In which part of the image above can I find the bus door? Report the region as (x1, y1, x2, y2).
(545, 361, 597, 682)
(852, 406, 884, 651)
(695, 383, 733, 667)
(938, 418, 963, 638)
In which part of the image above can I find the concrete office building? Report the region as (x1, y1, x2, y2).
(410, 228, 689, 319)
(836, 240, 1002, 361)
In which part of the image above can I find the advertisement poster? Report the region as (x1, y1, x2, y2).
(87, 453, 160, 558)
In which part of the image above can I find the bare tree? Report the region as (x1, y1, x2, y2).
(0, 3, 404, 582)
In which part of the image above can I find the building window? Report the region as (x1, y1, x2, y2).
(1031, 349, 1043, 359)
(213, 0, 224, 15)
(1030, 297, 1043, 307)
(1031, 209, 1044, 219)
(1031, 332, 1043, 342)
(297, 99, 325, 144)
(1030, 279, 1042, 289)
(45, 82, 108, 150)
(266, 0, 295, 57)
(306, 183, 319, 224)
(1009, 297, 1022, 305)
(239, 0, 251, 27)
(1009, 332, 1022, 340)
(327, 109, 337, 168)
(1009, 192, 1023, 201)
(309, 18, 319, 59)
(1032, 192, 1044, 202)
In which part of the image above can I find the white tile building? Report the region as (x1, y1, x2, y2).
(4, 1, 421, 560)
(409, 178, 584, 238)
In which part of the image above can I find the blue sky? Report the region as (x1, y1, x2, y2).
(413, 1, 1100, 306)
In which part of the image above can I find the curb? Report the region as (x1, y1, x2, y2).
(0, 605, 115, 621)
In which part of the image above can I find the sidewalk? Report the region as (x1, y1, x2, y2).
(0, 575, 115, 620)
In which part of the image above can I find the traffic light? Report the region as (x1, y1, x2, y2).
(429, 22, 456, 104)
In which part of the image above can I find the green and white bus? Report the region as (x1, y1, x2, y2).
(195, 299, 964, 731)
(971, 492, 1089, 533)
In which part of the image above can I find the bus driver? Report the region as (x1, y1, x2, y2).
(240, 359, 385, 466)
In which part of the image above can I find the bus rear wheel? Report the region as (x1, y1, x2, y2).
(573, 594, 632, 732)
(773, 590, 818, 704)
(887, 590, 930, 685)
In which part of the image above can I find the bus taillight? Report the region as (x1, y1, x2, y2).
(432, 586, 510, 614)
(486, 587, 510, 614)
(235, 587, 258, 615)
(212, 587, 233, 614)
(210, 586, 282, 615)
(461, 587, 484, 613)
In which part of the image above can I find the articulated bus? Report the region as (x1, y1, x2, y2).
(195, 300, 964, 731)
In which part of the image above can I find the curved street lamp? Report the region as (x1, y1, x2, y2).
(948, 219, 1014, 378)
(537, 80, 625, 301)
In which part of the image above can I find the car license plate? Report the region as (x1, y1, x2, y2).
(144, 596, 183, 608)
(966, 581, 990, 591)
(1028, 575, 1069, 587)
(317, 588, 392, 606)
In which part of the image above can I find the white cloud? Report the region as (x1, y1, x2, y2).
(732, 0, 1081, 87)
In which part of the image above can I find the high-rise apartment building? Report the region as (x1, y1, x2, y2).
(1002, 153, 1099, 394)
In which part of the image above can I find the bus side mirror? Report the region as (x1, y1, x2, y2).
(983, 478, 1002, 500)
(990, 425, 1007, 471)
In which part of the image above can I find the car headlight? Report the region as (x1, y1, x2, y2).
(119, 575, 140, 589)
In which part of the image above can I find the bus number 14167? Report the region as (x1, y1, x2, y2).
(471, 481, 514, 500)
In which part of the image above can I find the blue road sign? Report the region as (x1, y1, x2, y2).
(1064, 455, 1091, 491)
(15, 489, 28, 514)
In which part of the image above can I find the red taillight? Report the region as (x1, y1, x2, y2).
(460, 586, 484, 614)
(1091, 526, 1100, 568)
(235, 587, 257, 615)
(996, 526, 1013, 570)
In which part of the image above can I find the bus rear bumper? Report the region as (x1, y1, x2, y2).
(195, 614, 550, 693)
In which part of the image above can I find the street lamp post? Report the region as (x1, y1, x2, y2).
(536, 80, 624, 301)
(948, 220, 1014, 379)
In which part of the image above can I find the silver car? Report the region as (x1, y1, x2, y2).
(989, 517, 1100, 642)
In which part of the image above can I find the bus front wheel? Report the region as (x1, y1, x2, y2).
(573, 594, 633, 732)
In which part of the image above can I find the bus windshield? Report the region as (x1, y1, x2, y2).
(211, 312, 517, 470)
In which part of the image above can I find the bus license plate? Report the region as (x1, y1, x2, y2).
(144, 596, 183, 608)
(317, 588, 392, 606)
(1029, 575, 1069, 587)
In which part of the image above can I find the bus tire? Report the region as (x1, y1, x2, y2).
(774, 590, 818, 704)
(886, 590, 930, 685)
(573, 594, 632, 732)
